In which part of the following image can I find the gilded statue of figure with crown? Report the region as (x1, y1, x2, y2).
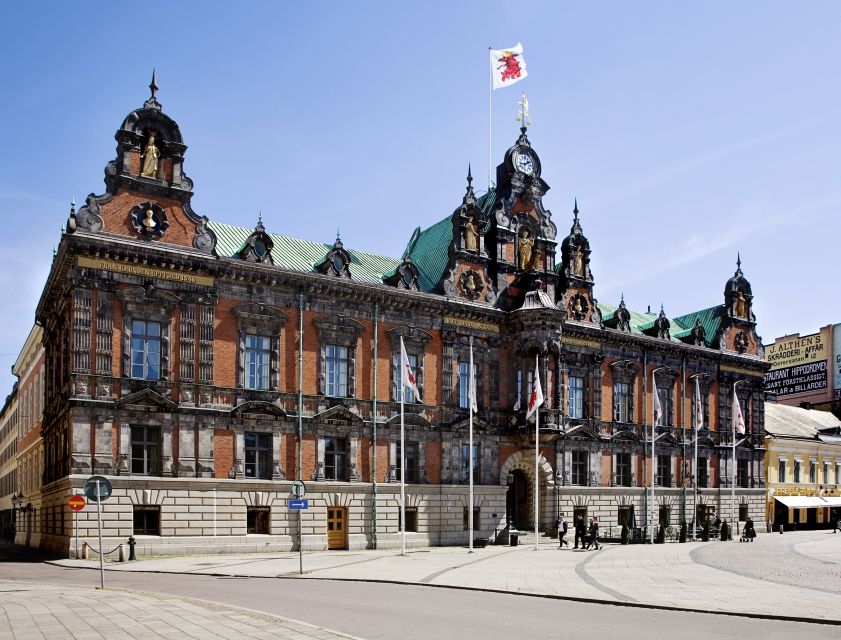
(141, 132, 160, 178)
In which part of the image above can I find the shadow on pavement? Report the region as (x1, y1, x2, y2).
(0, 542, 62, 563)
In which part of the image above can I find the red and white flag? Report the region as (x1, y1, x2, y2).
(526, 359, 543, 419)
(400, 337, 421, 402)
(490, 43, 528, 90)
(733, 386, 745, 435)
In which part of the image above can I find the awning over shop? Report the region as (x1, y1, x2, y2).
(817, 496, 841, 506)
(773, 495, 826, 508)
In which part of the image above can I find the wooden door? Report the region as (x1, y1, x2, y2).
(327, 507, 347, 550)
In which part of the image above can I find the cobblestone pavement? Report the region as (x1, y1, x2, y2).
(0, 579, 362, 640)
(690, 530, 841, 594)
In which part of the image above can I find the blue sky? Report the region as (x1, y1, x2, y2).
(0, 1, 839, 394)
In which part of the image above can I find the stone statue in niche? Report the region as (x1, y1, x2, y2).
(142, 209, 157, 232)
(572, 244, 585, 277)
(734, 291, 748, 318)
(141, 132, 160, 178)
(464, 216, 479, 252)
(518, 228, 534, 270)
(466, 273, 477, 291)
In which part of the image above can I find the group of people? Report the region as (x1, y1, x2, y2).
(556, 514, 601, 551)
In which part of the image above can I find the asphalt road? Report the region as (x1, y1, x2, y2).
(0, 547, 833, 640)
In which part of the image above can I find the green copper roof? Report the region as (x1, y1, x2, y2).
(598, 300, 722, 346)
(209, 221, 401, 285)
(404, 189, 497, 293)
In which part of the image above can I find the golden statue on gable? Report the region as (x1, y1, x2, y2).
(141, 132, 160, 178)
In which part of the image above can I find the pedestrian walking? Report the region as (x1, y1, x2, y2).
(744, 517, 756, 542)
(573, 515, 585, 549)
(586, 516, 602, 551)
(557, 515, 569, 548)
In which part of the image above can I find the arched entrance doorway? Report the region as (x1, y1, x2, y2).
(508, 469, 530, 529)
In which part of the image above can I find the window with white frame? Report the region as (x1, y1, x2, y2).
(613, 382, 633, 423)
(809, 460, 817, 484)
(244, 432, 271, 480)
(245, 334, 271, 390)
(325, 344, 349, 397)
(131, 319, 161, 380)
(571, 450, 588, 485)
(793, 459, 801, 483)
(459, 443, 479, 483)
(458, 361, 470, 409)
(569, 376, 585, 419)
(233, 304, 286, 392)
(778, 458, 786, 483)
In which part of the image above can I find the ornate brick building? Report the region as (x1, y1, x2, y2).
(29, 80, 769, 556)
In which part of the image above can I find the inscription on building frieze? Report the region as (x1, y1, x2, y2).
(443, 315, 499, 334)
(78, 256, 214, 287)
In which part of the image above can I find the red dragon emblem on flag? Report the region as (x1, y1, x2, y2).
(497, 51, 523, 84)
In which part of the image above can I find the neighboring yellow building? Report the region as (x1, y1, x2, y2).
(765, 403, 841, 530)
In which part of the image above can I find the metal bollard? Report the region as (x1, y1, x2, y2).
(128, 535, 137, 561)
(118, 544, 126, 562)
(779, 524, 784, 534)
(81, 542, 89, 559)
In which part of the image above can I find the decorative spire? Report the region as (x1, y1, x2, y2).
(516, 91, 532, 130)
(463, 163, 476, 205)
(736, 252, 742, 274)
(144, 68, 161, 111)
(570, 199, 583, 235)
(70, 197, 76, 215)
(336, 228, 341, 241)
(256, 211, 264, 233)
(573, 198, 579, 221)
(620, 292, 624, 303)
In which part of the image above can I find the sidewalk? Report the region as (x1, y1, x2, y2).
(0, 579, 363, 640)
(50, 530, 841, 624)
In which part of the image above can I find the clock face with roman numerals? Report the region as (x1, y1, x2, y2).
(515, 153, 534, 175)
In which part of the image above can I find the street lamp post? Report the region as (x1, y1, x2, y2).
(506, 471, 514, 528)
(555, 469, 562, 525)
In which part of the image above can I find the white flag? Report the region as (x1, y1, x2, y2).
(526, 360, 543, 419)
(400, 337, 421, 402)
(652, 375, 662, 426)
(469, 362, 478, 413)
(490, 43, 528, 90)
(733, 387, 745, 435)
(694, 378, 703, 430)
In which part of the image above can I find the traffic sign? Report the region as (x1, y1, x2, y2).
(68, 495, 86, 511)
(291, 480, 306, 498)
(84, 475, 113, 503)
(288, 499, 309, 510)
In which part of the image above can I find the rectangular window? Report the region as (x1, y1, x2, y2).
(396, 441, 419, 484)
(130, 320, 161, 380)
(399, 507, 418, 533)
(697, 457, 708, 488)
(244, 432, 271, 479)
(179, 304, 195, 382)
(324, 436, 347, 481)
(459, 443, 479, 484)
(824, 461, 830, 484)
(739, 503, 749, 522)
(245, 334, 271, 390)
(397, 353, 418, 403)
(618, 505, 635, 527)
(836, 463, 840, 485)
(516, 370, 523, 409)
(133, 506, 160, 535)
(809, 461, 816, 484)
(794, 460, 801, 483)
(95, 291, 113, 375)
(130, 426, 161, 475)
(657, 454, 671, 487)
(613, 382, 633, 423)
(571, 450, 588, 486)
(458, 362, 470, 409)
(325, 344, 349, 397)
(616, 452, 632, 487)
(658, 505, 671, 527)
(462, 507, 480, 531)
(778, 459, 786, 483)
(737, 459, 749, 488)
(569, 376, 585, 419)
(247, 507, 270, 534)
(73, 289, 92, 374)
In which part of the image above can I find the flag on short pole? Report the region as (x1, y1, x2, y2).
(694, 378, 703, 430)
(468, 360, 478, 413)
(400, 337, 421, 402)
(732, 387, 745, 435)
(526, 360, 543, 419)
(490, 43, 528, 90)
(652, 374, 662, 426)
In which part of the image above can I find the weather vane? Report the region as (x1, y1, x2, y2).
(516, 92, 532, 128)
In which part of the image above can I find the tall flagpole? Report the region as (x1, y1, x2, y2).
(693, 376, 700, 541)
(468, 337, 474, 553)
(488, 46, 493, 190)
(534, 354, 539, 551)
(651, 370, 656, 544)
(732, 382, 737, 538)
(400, 337, 406, 557)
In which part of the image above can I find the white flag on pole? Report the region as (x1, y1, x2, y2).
(490, 43, 528, 90)
(652, 375, 662, 426)
(694, 378, 704, 430)
(400, 337, 421, 402)
(526, 360, 543, 419)
(469, 361, 478, 413)
(733, 387, 746, 435)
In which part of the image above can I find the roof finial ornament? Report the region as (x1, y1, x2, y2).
(573, 198, 579, 221)
(467, 163, 473, 187)
(620, 292, 625, 303)
(736, 251, 742, 272)
(336, 228, 341, 241)
(70, 197, 76, 215)
(144, 68, 161, 110)
(256, 210, 264, 232)
(515, 91, 532, 131)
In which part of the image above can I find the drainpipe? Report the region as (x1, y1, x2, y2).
(372, 304, 379, 549)
(681, 356, 687, 527)
(298, 292, 304, 482)
(642, 351, 648, 542)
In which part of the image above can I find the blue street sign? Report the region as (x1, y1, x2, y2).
(288, 499, 309, 510)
